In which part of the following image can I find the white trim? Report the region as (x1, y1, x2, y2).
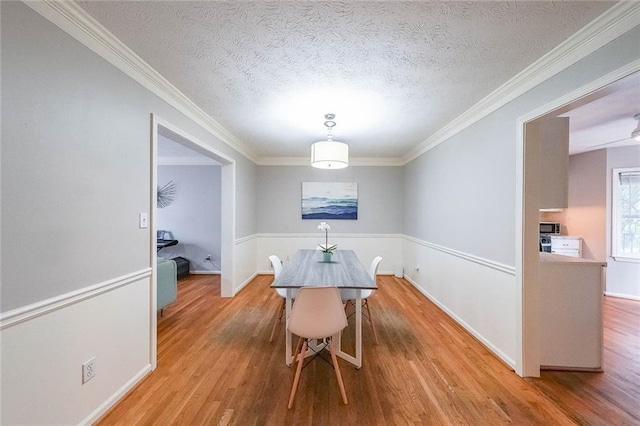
(79, 364, 153, 426)
(604, 292, 640, 301)
(256, 157, 404, 167)
(402, 2, 640, 164)
(189, 270, 222, 275)
(0, 268, 152, 330)
(611, 256, 640, 264)
(234, 272, 257, 295)
(402, 235, 516, 276)
(235, 234, 257, 245)
(23, 0, 258, 163)
(158, 157, 220, 166)
(257, 232, 404, 240)
(258, 269, 395, 276)
(404, 275, 516, 369)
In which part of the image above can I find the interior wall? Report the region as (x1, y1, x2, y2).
(256, 165, 403, 234)
(402, 26, 640, 369)
(157, 165, 222, 272)
(255, 165, 404, 274)
(565, 149, 608, 261)
(0, 2, 257, 424)
(605, 144, 640, 298)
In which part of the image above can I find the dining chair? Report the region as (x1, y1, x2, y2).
(269, 255, 297, 342)
(287, 286, 349, 409)
(341, 256, 382, 345)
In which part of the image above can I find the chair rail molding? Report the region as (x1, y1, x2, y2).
(0, 268, 152, 330)
(402, 235, 516, 276)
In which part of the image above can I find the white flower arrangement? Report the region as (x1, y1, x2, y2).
(317, 221, 337, 254)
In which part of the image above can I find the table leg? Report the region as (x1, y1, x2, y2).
(285, 289, 293, 366)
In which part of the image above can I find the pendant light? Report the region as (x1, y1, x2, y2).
(311, 114, 349, 169)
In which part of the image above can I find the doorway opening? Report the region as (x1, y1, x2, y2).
(516, 63, 640, 377)
(150, 114, 236, 367)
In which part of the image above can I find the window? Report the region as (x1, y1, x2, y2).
(612, 168, 640, 261)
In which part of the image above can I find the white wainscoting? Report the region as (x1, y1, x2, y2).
(255, 233, 404, 275)
(0, 270, 152, 425)
(402, 236, 518, 369)
(234, 234, 258, 295)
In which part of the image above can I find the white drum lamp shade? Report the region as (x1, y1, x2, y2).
(311, 140, 349, 169)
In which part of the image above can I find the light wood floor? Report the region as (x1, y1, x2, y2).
(97, 274, 639, 425)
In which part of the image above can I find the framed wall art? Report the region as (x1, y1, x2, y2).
(301, 182, 358, 220)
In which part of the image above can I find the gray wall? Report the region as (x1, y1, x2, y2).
(157, 165, 222, 271)
(403, 26, 640, 267)
(1, 2, 256, 312)
(256, 166, 403, 234)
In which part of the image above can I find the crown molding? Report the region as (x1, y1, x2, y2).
(24, 0, 259, 164)
(157, 156, 220, 166)
(23, 1, 639, 168)
(403, 1, 640, 164)
(256, 156, 404, 167)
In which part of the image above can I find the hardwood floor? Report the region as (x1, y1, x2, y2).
(97, 274, 639, 425)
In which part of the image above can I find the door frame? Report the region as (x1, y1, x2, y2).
(150, 114, 236, 369)
(515, 60, 640, 376)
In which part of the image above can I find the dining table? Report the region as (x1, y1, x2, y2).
(271, 249, 377, 369)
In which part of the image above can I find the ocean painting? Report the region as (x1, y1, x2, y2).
(302, 182, 358, 220)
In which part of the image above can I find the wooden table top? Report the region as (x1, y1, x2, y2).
(271, 249, 376, 289)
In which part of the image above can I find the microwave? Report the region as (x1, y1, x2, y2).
(539, 222, 561, 235)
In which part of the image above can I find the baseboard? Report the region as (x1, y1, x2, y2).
(604, 292, 640, 301)
(80, 363, 153, 426)
(404, 275, 516, 369)
(234, 272, 257, 295)
(189, 270, 221, 275)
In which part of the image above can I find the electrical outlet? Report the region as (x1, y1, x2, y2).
(82, 357, 96, 384)
(205, 255, 212, 261)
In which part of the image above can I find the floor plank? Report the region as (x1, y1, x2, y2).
(97, 274, 639, 425)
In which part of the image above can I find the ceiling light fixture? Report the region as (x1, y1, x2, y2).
(632, 114, 640, 142)
(311, 114, 349, 169)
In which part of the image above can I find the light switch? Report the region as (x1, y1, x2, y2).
(139, 212, 148, 228)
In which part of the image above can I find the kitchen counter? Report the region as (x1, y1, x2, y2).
(540, 252, 606, 266)
(539, 253, 606, 371)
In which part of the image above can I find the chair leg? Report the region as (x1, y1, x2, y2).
(364, 299, 379, 345)
(288, 339, 308, 409)
(291, 336, 303, 368)
(328, 336, 348, 405)
(269, 299, 286, 343)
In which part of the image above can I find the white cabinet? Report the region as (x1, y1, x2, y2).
(538, 117, 570, 209)
(551, 236, 582, 258)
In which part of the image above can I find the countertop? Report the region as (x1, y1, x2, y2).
(540, 252, 606, 266)
(550, 235, 582, 239)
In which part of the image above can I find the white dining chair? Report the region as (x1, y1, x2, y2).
(287, 286, 349, 409)
(269, 255, 297, 342)
(341, 256, 382, 345)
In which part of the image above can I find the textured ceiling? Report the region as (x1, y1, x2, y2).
(77, 1, 616, 160)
